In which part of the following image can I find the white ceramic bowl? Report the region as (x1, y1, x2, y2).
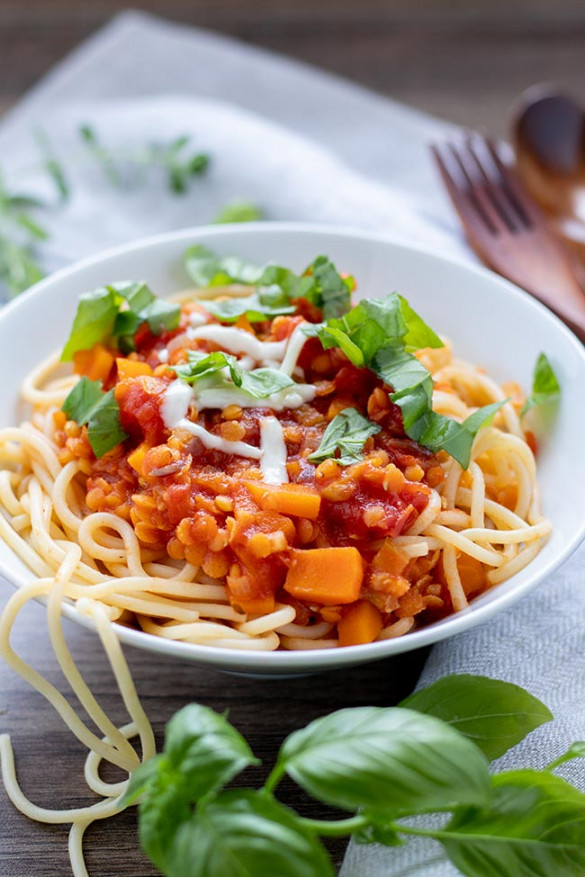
(1, 223, 584, 675)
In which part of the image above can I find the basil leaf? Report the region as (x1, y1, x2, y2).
(133, 705, 259, 873)
(61, 286, 119, 361)
(139, 298, 182, 335)
(522, 352, 561, 417)
(277, 706, 490, 816)
(308, 408, 381, 466)
(86, 389, 129, 458)
(402, 675, 553, 760)
(164, 704, 259, 797)
(309, 255, 352, 319)
(203, 289, 296, 323)
(62, 281, 180, 359)
(171, 350, 236, 383)
(172, 351, 295, 398)
(184, 245, 266, 287)
(61, 376, 104, 423)
(398, 295, 443, 352)
(407, 401, 507, 470)
(214, 202, 264, 224)
(238, 368, 296, 398)
(167, 790, 333, 877)
(314, 324, 365, 367)
(123, 755, 164, 806)
(352, 822, 403, 847)
(440, 770, 585, 877)
(62, 377, 128, 458)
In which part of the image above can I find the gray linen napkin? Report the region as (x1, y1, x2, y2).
(0, 12, 583, 876)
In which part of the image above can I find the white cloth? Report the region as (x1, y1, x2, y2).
(0, 11, 582, 876)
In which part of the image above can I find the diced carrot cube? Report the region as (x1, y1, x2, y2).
(127, 441, 151, 477)
(235, 594, 276, 616)
(284, 547, 364, 605)
(337, 600, 383, 647)
(73, 343, 115, 383)
(116, 358, 153, 380)
(244, 481, 321, 520)
(371, 540, 409, 576)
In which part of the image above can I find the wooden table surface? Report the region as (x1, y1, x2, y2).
(1, 1, 584, 874)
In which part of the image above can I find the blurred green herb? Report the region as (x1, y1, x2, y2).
(0, 126, 211, 298)
(214, 202, 264, 224)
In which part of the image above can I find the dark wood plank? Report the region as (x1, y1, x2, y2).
(0, 1, 585, 134)
(0, 590, 428, 872)
(0, 2, 582, 872)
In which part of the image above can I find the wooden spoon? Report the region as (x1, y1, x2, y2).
(512, 85, 585, 267)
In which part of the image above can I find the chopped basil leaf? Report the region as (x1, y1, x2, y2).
(62, 377, 128, 458)
(214, 202, 264, 224)
(238, 368, 296, 398)
(522, 352, 561, 417)
(184, 245, 267, 287)
(61, 287, 119, 362)
(184, 247, 351, 322)
(308, 408, 381, 466)
(412, 401, 507, 470)
(171, 350, 296, 398)
(312, 293, 505, 468)
(308, 256, 352, 320)
(398, 295, 443, 352)
(203, 288, 296, 323)
(61, 281, 180, 361)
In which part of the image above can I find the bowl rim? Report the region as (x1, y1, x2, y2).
(2, 220, 585, 672)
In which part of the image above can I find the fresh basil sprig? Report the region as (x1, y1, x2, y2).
(313, 294, 506, 469)
(171, 349, 296, 398)
(308, 408, 381, 466)
(62, 376, 128, 458)
(125, 674, 585, 877)
(522, 352, 561, 417)
(183, 246, 352, 321)
(61, 280, 180, 361)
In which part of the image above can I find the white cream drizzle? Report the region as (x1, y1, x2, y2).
(279, 324, 309, 376)
(160, 321, 316, 463)
(260, 417, 289, 484)
(188, 325, 287, 362)
(161, 380, 262, 459)
(192, 381, 316, 412)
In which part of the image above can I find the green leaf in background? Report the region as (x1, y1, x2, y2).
(167, 790, 334, 877)
(277, 706, 491, 816)
(214, 202, 264, 224)
(308, 408, 381, 466)
(402, 675, 553, 760)
(522, 352, 561, 417)
(34, 128, 70, 203)
(80, 123, 121, 185)
(62, 377, 128, 458)
(439, 770, 585, 877)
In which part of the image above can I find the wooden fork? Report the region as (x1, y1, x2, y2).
(432, 134, 585, 343)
